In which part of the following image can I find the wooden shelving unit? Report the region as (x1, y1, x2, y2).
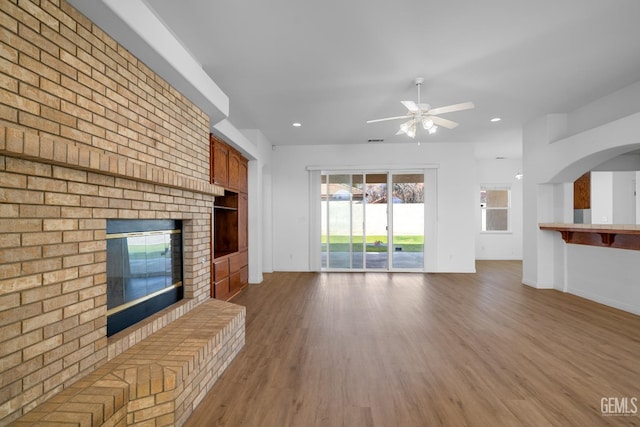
(210, 134, 249, 300)
(214, 191, 239, 259)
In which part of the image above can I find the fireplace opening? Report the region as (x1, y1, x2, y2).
(106, 220, 183, 336)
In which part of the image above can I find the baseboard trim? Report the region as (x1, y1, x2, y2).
(522, 278, 555, 289)
(568, 287, 640, 316)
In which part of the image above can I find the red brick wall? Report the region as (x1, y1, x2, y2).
(0, 0, 221, 422)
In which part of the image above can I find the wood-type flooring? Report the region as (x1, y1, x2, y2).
(185, 261, 640, 427)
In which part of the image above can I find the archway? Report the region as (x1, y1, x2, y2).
(522, 112, 640, 315)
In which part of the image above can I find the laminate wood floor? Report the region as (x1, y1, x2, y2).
(185, 261, 640, 427)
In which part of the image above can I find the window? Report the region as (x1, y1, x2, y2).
(480, 186, 510, 232)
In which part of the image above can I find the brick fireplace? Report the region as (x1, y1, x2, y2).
(0, 1, 226, 423)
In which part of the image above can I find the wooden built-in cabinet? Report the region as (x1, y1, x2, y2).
(238, 161, 248, 193)
(213, 191, 239, 257)
(228, 150, 241, 191)
(210, 133, 249, 301)
(238, 193, 248, 249)
(213, 250, 248, 301)
(213, 257, 231, 301)
(211, 138, 229, 188)
(211, 133, 248, 193)
(574, 172, 591, 210)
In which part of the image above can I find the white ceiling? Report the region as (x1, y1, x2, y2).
(69, 0, 640, 159)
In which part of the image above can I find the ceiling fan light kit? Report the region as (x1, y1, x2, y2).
(367, 77, 474, 139)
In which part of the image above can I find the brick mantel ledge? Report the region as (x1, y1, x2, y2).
(0, 126, 224, 197)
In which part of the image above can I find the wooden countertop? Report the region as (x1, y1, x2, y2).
(539, 223, 640, 250)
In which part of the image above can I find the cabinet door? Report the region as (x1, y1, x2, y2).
(230, 271, 242, 295)
(238, 158, 248, 193)
(214, 277, 231, 300)
(228, 151, 240, 191)
(240, 265, 248, 288)
(229, 250, 248, 273)
(213, 258, 229, 282)
(238, 193, 248, 250)
(212, 139, 229, 188)
(574, 172, 591, 209)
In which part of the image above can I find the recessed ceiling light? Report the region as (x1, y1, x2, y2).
(292, 122, 302, 127)
(490, 117, 501, 122)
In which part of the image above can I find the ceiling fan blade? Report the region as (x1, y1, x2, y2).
(366, 115, 411, 124)
(428, 101, 475, 116)
(430, 115, 459, 129)
(401, 101, 418, 112)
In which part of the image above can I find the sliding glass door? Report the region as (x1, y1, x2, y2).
(321, 174, 351, 269)
(321, 171, 424, 271)
(363, 173, 388, 269)
(391, 173, 424, 269)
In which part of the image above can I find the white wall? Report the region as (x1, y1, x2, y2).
(592, 153, 640, 171)
(636, 171, 640, 224)
(591, 171, 613, 224)
(567, 245, 640, 315)
(523, 79, 640, 315)
(238, 129, 274, 282)
(271, 142, 477, 272)
(475, 158, 523, 260)
(612, 171, 636, 224)
(589, 171, 637, 225)
(593, 154, 640, 225)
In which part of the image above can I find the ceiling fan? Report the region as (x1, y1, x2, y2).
(367, 77, 474, 138)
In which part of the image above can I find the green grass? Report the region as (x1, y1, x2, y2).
(321, 235, 424, 253)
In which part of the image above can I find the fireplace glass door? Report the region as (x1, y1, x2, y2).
(106, 220, 183, 336)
